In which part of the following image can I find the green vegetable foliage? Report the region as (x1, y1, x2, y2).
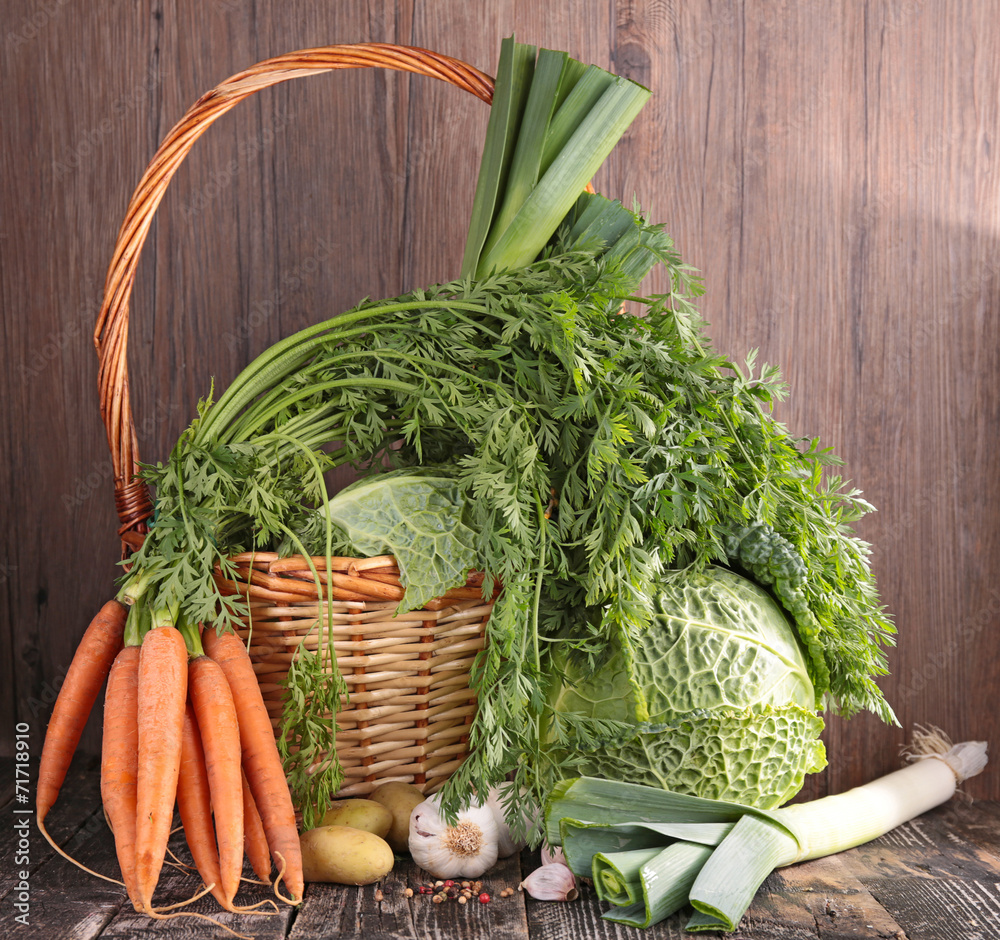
(123, 38, 895, 831)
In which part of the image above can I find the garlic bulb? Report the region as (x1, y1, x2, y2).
(408, 792, 499, 878)
(519, 862, 578, 901)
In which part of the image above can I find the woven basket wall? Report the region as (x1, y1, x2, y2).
(217, 552, 494, 798)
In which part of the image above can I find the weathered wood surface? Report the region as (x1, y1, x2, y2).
(1, 0, 998, 807)
(2, 758, 999, 939)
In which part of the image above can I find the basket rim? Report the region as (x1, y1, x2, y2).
(215, 549, 496, 609)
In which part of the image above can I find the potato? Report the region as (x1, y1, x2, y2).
(320, 799, 393, 839)
(368, 781, 426, 852)
(300, 825, 394, 885)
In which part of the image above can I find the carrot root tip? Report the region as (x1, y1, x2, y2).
(37, 817, 126, 889)
(271, 851, 302, 906)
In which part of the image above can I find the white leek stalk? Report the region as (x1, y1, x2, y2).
(776, 727, 987, 864)
(687, 728, 987, 932)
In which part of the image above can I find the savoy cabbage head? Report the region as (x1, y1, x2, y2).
(544, 565, 827, 809)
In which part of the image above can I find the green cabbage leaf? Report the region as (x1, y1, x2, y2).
(318, 468, 478, 613)
(544, 566, 827, 808)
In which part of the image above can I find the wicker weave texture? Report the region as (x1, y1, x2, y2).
(220, 552, 492, 798)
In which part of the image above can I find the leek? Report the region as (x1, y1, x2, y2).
(603, 842, 714, 929)
(544, 727, 988, 933)
(461, 36, 650, 279)
(593, 847, 664, 906)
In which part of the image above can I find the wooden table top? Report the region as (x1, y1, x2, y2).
(4, 757, 1000, 940)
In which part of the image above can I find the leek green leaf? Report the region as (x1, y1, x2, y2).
(687, 814, 799, 932)
(604, 841, 714, 928)
(593, 847, 662, 905)
(461, 37, 536, 278)
(476, 77, 650, 275)
(486, 48, 570, 244)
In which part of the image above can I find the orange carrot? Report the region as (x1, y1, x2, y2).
(134, 625, 188, 912)
(242, 769, 273, 884)
(101, 644, 141, 906)
(188, 655, 244, 905)
(177, 702, 227, 908)
(38, 599, 127, 822)
(202, 628, 303, 902)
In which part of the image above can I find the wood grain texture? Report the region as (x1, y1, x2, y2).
(287, 853, 527, 940)
(1, 1, 997, 807)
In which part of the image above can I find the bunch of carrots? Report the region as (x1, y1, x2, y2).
(36, 576, 304, 924)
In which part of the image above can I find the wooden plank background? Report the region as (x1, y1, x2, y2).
(2, 0, 998, 803)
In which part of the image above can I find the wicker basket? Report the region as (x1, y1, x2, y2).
(219, 552, 494, 797)
(93, 44, 498, 800)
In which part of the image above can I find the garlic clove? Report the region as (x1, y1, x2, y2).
(519, 862, 578, 902)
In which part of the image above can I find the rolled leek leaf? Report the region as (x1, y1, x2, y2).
(559, 818, 734, 879)
(685, 814, 798, 932)
(604, 841, 715, 929)
(593, 847, 663, 906)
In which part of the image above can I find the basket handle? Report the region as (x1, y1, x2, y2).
(92, 44, 494, 549)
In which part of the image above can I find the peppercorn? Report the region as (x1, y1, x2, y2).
(479, 892, 491, 904)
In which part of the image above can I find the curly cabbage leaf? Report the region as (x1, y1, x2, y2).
(721, 522, 829, 697)
(567, 706, 825, 809)
(545, 566, 827, 808)
(320, 469, 478, 613)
